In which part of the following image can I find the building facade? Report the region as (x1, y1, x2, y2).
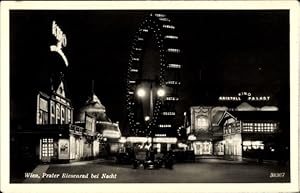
(35, 76, 101, 163)
(187, 106, 224, 156)
(76, 91, 122, 156)
(187, 102, 281, 161)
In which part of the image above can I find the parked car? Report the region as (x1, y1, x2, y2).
(173, 149, 195, 163)
(116, 147, 135, 164)
(133, 149, 174, 170)
(132, 149, 147, 169)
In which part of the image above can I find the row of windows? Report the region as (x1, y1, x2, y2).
(225, 127, 275, 134)
(165, 81, 181, 85)
(130, 69, 138, 73)
(162, 112, 175, 116)
(166, 97, 179, 101)
(42, 138, 53, 143)
(243, 127, 276, 133)
(167, 48, 180, 53)
(133, 47, 142, 51)
(41, 138, 54, 157)
(242, 122, 277, 133)
(243, 122, 277, 127)
(159, 124, 171, 128)
(224, 127, 241, 135)
(128, 80, 136, 84)
(42, 152, 53, 157)
(163, 24, 175, 29)
(168, 64, 181, 69)
(159, 17, 170, 22)
(164, 35, 178, 39)
(155, 13, 166, 18)
(132, 57, 139, 61)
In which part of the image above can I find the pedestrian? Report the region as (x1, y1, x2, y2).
(257, 148, 263, 164)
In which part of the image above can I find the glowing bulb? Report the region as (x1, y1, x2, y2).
(137, 88, 146, 98)
(157, 88, 166, 97)
(145, 116, 150, 121)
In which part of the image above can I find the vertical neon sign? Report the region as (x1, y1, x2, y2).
(50, 21, 69, 67)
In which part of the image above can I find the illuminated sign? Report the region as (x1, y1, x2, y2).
(187, 135, 196, 141)
(50, 21, 69, 67)
(178, 143, 188, 148)
(58, 139, 69, 160)
(85, 115, 96, 132)
(155, 134, 166, 137)
(219, 92, 270, 101)
(39, 97, 48, 112)
(102, 130, 121, 139)
(126, 137, 150, 143)
(153, 137, 177, 144)
(118, 137, 126, 143)
(242, 140, 264, 150)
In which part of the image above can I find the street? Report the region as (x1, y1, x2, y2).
(22, 158, 290, 183)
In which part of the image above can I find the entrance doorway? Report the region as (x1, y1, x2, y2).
(193, 141, 212, 155)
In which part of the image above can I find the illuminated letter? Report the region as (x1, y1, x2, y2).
(50, 21, 68, 67)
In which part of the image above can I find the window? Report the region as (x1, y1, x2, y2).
(56, 105, 60, 124)
(67, 109, 71, 123)
(61, 108, 65, 124)
(42, 111, 48, 124)
(41, 138, 54, 158)
(166, 97, 179, 101)
(50, 103, 55, 124)
(196, 116, 209, 130)
(158, 124, 171, 128)
(243, 122, 277, 133)
(38, 110, 48, 125)
(162, 111, 175, 116)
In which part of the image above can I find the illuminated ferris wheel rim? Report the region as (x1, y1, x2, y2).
(126, 13, 181, 132)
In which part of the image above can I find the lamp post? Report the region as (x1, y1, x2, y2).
(136, 82, 165, 123)
(136, 80, 165, 148)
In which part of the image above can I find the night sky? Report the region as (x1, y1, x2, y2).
(10, 10, 289, 129)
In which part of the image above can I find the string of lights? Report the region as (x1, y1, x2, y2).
(126, 13, 181, 136)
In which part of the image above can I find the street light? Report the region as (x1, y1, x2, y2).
(157, 88, 166, 97)
(136, 88, 146, 98)
(144, 116, 150, 121)
(136, 87, 166, 98)
(136, 84, 166, 148)
(136, 86, 165, 117)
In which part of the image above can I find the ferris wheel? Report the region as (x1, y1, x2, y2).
(126, 13, 181, 137)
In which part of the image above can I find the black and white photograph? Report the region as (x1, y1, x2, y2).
(1, 1, 299, 193)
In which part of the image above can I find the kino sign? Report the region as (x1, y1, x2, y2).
(50, 21, 68, 67)
(218, 92, 271, 101)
